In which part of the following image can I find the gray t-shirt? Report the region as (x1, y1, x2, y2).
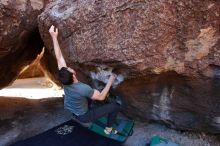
(63, 82, 94, 116)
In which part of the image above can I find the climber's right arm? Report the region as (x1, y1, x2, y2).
(49, 25, 67, 69)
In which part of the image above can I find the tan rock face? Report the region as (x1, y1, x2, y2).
(18, 49, 44, 79)
(38, 0, 220, 133)
(0, 0, 45, 88)
(185, 27, 218, 61)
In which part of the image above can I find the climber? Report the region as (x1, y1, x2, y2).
(49, 25, 120, 135)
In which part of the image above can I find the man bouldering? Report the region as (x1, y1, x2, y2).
(49, 25, 120, 135)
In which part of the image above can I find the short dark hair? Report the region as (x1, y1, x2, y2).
(58, 67, 73, 85)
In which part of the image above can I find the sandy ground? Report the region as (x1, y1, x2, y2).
(0, 78, 219, 146)
(0, 77, 63, 99)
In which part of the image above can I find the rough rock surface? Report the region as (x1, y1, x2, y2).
(0, 0, 45, 88)
(117, 72, 220, 133)
(38, 0, 220, 77)
(38, 0, 220, 133)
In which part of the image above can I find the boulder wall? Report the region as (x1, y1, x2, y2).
(38, 0, 220, 133)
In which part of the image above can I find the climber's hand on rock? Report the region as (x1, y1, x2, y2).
(49, 25, 58, 38)
(109, 73, 117, 83)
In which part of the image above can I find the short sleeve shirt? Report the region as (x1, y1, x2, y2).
(63, 82, 94, 116)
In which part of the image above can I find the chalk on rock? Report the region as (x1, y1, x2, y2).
(90, 68, 124, 88)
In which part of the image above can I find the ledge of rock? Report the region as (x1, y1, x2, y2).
(38, 0, 220, 77)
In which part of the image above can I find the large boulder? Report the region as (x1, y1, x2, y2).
(38, 0, 220, 133)
(0, 0, 45, 88)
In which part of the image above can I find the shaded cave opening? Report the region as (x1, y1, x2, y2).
(0, 48, 63, 99)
